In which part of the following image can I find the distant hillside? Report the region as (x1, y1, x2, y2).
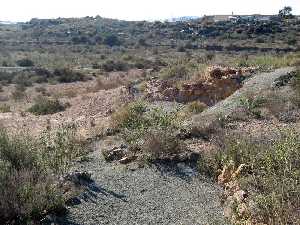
(0, 14, 299, 52)
(0, 21, 16, 25)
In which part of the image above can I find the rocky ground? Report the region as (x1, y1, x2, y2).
(1, 66, 299, 225)
(45, 138, 228, 225)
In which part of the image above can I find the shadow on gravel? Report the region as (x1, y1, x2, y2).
(68, 181, 128, 206)
(44, 181, 128, 224)
(43, 217, 81, 225)
(152, 160, 199, 182)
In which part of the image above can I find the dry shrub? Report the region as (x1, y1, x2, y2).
(142, 128, 184, 159)
(93, 76, 125, 91)
(11, 84, 26, 101)
(111, 100, 185, 160)
(263, 92, 298, 122)
(186, 101, 207, 114)
(0, 168, 64, 224)
(0, 125, 86, 224)
(198, 130, 300, 224)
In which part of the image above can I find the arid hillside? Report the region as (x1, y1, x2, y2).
(0, 9, 299, 225)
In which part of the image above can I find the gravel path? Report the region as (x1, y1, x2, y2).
(52, 140, 227, 225)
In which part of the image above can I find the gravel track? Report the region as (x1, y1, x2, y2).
(52, 142, 227, 225)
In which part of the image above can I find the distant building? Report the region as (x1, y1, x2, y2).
(213, 15, 272, 23)
(213, 15, 232, 22)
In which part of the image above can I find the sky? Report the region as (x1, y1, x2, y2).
(1, 0, 300, 22)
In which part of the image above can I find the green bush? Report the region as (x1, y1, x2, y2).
(111, 100, 148, 130)
(103, 34, 121, 47)
(101, 60, 130, 72)
(0, 72, 13, 84)
(239, 95, 265, 118)
(28, 97, 67, 115)
(16, 58, 34, 67)
(53, 68, 86, 83)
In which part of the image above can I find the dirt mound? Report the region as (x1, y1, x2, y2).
(145, 66, 254, 105)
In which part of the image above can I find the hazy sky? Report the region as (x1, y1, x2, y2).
(1, 0, 300, 22)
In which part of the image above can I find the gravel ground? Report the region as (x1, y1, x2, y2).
(50, 141, 227, 225)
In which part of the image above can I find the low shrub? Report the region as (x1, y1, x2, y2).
(291, 69, 300, 105)
(53, 68, 86, 83)
(239, 95, 265, 119)
(35, 86, 48, 95)
(103, 34, 121, 47)
(186, 101, 208, 114)
(0, 104, 11, 113)
(0, 126, 86, 224)
(141, 128, 184, 159)
(28, 97, 67, 115)
(0, 67, 87, 86)
(177, 45, 186, 52)
(101, 60, 130, 72)
(198, 130, 300, 224)
(160, 61, 190, 80)
(0, 71, 13, 84)
(11, 85, 26, 101)
(111, 100, 148, 130)
(16, 58, 34, 67)
(12, 73, 33, 87)
(111, 101, 184, 159)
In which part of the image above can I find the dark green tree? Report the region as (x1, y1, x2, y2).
(279, 6, 294, 19)
(103, 34, 121, 47)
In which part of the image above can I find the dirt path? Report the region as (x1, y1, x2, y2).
(48, 138, 227, 225)
(46, 68, 297, 225)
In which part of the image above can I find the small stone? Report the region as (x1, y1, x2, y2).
(119, 156, 137, 164)
(120, 143, 128, 149)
